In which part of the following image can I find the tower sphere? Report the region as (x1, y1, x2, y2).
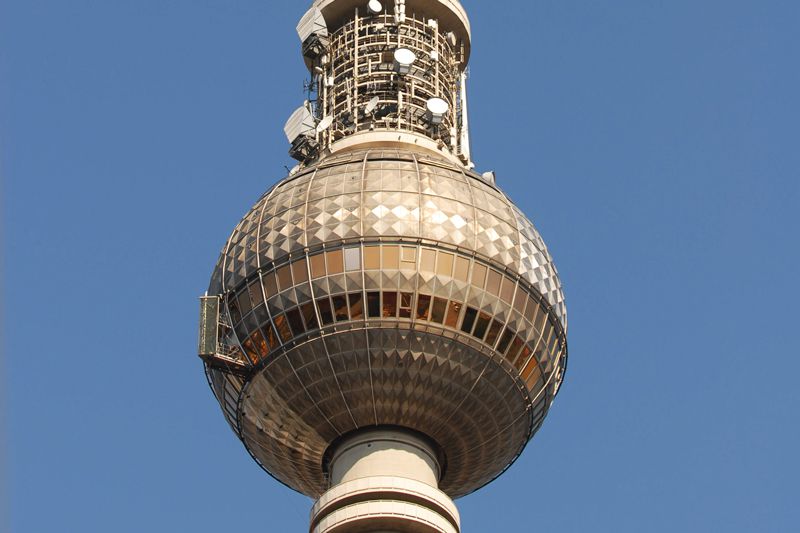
(205, 147, 567, 497)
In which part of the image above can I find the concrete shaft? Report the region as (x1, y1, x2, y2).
(310, 429, 460, 533)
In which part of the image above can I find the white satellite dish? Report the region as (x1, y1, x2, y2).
(367, 0, 383, 14)
(425, 98, 449, 125)
(316, 115, 334, 133)
(393, 48, 416, 75)
(426, 98, 449, 115)
(365, 96, 380, 114)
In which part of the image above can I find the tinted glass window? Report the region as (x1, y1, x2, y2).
(332, 295, 349, 322)
(348, 292, 364, 320)
(473, 312, 491, 339)
(301, 302, 318, 331)
(317, 297, 334, 325)
(383, 292, 398, 317)
(367, 292, 381, 318)
(461, 307, 478, 333)
(445, 301, 461, 328)
(310, 253, 326, 279)
(416, 294, 431, 320)
(485, 319, 503, 346)
(286, 308, 305, 337)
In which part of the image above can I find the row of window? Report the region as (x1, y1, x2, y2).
(222, 243, 564, 394)
(237, 289, 557, 392)
(229, 243, 550, 336)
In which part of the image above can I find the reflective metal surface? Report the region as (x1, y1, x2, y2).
(203, 147, 567, 498)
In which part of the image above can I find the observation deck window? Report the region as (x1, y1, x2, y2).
(332, 295, 349, 322)
(453, 256, 470, 282)
(348, 292, 364, 320)
(383, 292, 398, 318)
(431, 297, 448, 324)
(485, 320, 503, 347)
(473, 312, 491, 340)
(399, 292, 413, 318)
(383, 246, 400, 269)
(326, 249, 344, 275)
(237, 289, 252, 316)
(461, 307, 477, 334)
(311, 253, 326, 279)
(364, 246, 381, 269)
(274, 314, 293, 342)
(367, 291, 381, 318)
(286, 308, 305, 337)
(277, 264, 293, 292)
(416, 294, 432, 320)
(437, 252, 454, 277)
(486, 270, 502, 297)
(445, 301, 462, 328)
(471, 263, 487, 289)
(292, 258, 309, 283)
(262, 271, 278, 298)
(317, 297, 334, 326)
(344, 247, 361, 271)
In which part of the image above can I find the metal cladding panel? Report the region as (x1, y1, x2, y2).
(238, 328, 533, 498)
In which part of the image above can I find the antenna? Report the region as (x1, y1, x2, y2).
(365, 96, 380, 115)
(316, 115, 334, 133)
(284, 105, 320, 162)
(297, 8, 329, 61)
(284, 106, 315, 142)
(296, 8, 327, 42)
(425, 98, 449, 125)
(393, 48, 416, 75)
(367, 0, 383, 14)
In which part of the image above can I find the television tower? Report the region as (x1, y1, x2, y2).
(198, 1, 568, 531)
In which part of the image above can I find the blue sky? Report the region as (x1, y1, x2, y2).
(2, 0, 798, 531)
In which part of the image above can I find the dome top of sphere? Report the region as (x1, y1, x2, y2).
(209, 148, 566, 328)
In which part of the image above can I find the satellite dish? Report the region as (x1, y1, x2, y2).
(365, 96, 380, 114)
(367, 0, 383, 14)
(316, 115, 334, 133)
(425, 98, 449, 125)
(426, 98, 449, 115)
(393, 48, 416, 74)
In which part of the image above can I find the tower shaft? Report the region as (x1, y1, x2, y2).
(311, 429, 459, 533)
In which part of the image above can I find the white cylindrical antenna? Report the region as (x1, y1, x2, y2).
(459, 71, 472, 164)
(367, 0, 383, 14)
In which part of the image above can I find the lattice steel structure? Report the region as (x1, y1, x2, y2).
(199, 2, 568, 532)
